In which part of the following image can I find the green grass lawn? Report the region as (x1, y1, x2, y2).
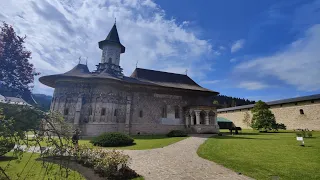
(197, 130, 320, 180)
(26, 135, 187, 150)
(0, 152, 85, 180)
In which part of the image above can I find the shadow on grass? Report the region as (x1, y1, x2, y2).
(210, 135, 273, 140)
(36, 156, 144, 180)
(131, 135, 170, 139)
(0, 156, 18, 161)
(81, 135, 173, 140)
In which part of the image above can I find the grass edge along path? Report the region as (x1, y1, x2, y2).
(197, 130, 320, 180)
(27, 135, 188, 150)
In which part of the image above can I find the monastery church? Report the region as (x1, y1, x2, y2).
(40, 23, 220, 136)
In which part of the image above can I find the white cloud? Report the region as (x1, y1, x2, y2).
(231, 39, 245, 53)
(200, 80, 220, 84)
(0, 0, 214, 95)
(235, 24, 320, 91)
(230, 58, 237, 63)
(238, 81, 269, 90)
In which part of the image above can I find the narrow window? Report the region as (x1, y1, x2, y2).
(175, 106, 180, 118)
(108, 57, 112, 63)
(114, 109, 118, 116)
(139, 110, 143, 118)
(101, 108, 106, 116)
(162, 106, 167, 118)
(89, 108, 92, 115)
(311, 100, 314, 103)
(64, 108, 69, 115)
(280, 104, 282, 107)
(300, 109, 304, 115)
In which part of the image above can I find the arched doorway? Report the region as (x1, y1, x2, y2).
(209, 111, 216, 125)
(190, 111, 196, 125)
(200, 111, 206, 124)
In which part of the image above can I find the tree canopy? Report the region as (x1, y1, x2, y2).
(0, 22, 39, 96)
(250, 100, 286, 131)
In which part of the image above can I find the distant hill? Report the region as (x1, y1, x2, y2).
(31, 94, 52, 111)
(213, 95, 255, 108)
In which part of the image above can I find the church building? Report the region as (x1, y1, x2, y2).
(39, 23, 220, 136)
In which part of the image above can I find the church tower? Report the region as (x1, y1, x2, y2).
(96, 23, 125, 77)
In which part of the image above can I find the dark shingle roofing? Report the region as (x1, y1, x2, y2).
(98, 24, 125, 53)
(130, 68, 218, 93)
(39, 66, 218, 94)
(217, 94, 320, 112)
(64, 64, 90, 75)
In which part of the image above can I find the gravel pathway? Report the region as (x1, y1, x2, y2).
(123, 134, 252, 180)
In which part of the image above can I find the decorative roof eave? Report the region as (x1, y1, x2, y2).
(98, 40, 125, 53)
(39, 74, 219, 95)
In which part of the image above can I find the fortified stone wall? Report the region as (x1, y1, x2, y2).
(217, 100, 320, 130)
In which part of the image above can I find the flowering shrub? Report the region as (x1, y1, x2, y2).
(73, 144, 138, 178)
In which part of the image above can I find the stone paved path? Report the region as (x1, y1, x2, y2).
(123, 134, 252, 180)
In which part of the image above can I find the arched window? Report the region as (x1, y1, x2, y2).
(139, 110, 143, 118)
(174, 106, 180, 118)
(101, 108, 106, 116)
(300, 109, 304, 115)
(89, 107, 92, 115)
(108, 57, 112, 63)
(64, 108, 69, 115)
(114, 109, 118, 116)
(161, 106, 167, 118)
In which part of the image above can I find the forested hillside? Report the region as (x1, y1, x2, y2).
(213, 95, 255, 108)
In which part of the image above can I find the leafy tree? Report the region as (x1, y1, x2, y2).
(250, 100, 277, 131)
(0, 22, 39, 96)
(0, 103, 44, 138)
(242, 111, 251, 127)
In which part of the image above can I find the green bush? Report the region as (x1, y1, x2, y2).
(0, 138, 15, 156)
(167, 130, 188, 137)
(90, 132, 134, 147)
(307, 131, 313, 138)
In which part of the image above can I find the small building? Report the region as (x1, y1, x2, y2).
(39, 23, 220, 136)
(217, 94, 320, 130)
(0, 94, 6, 103)
(5, 96, 30, 106)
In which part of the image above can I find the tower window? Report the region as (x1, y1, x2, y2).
(101, 108, 106, 116)
(64, 108, 69, 115)
(139, 110, 143, 118)
(300, 109, 304, 115)
(108, 57, 112, 63)
(161, 106, 167, 118)
(89, 108, 92, 115)
(174, 106, 180, 118)
(114, 109, 118, 116)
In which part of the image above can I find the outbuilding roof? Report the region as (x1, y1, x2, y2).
(217, 94, 320, 112)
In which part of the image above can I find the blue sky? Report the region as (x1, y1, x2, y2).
(1, 0, 320, 101)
